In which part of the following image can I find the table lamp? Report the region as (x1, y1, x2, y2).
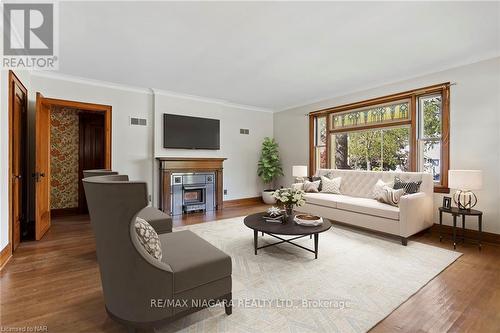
(292, 165, 308, 183)
(448, 170, 482, 210)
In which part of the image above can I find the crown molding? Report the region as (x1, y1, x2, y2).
(29, 72, 274, 113)
(30, 71, 152, 94)
(151, 88, 274, 113)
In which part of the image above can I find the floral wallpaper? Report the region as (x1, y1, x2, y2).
(50, 107, 79, 209)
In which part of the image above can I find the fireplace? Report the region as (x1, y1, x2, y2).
(157, 157, 226, 215)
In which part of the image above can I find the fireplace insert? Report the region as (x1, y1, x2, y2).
(170, 172, 215, 215)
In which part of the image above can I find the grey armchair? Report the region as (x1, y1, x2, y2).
(83, 170, 172, 234)
(83, 175, 232, 332)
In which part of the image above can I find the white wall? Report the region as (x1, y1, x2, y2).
(274, 57, 500, 234)
(29, 73, 155, 205)
(0, 73, 273, 250)
(153, 91, 274, 203)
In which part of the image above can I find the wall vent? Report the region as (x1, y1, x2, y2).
(240, 128, 249, 135)
(130, 117, 147, 126)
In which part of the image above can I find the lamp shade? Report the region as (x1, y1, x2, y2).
(292, 165, 308, 177)
(448, 170, 482, 190)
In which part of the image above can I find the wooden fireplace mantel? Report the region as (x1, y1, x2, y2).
(156, 157, 227, 214)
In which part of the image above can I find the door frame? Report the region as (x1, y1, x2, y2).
(8, 71, 27, 255)
(35, 96, 112, 239)
(40, 97, 112, 168)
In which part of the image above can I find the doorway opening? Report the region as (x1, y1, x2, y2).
(50, 107, 106, 216)
(35, 95, 111, 239)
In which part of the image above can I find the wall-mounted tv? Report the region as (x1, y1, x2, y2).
(163, 114, 220, 150)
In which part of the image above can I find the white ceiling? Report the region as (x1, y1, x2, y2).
(57, 1, 500, 111)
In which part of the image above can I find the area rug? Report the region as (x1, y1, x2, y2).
(157, 217, 461, 333)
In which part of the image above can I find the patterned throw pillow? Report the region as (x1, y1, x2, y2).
(376, 186, 405, 206)
(134, 217, 162, 260)
(320, 176, 341, 194)
(393, 177, 422, 194)
(303, 180, 321, 193)
(372, 179, 394, 199)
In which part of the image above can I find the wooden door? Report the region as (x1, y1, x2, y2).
(78, 113, 105, 213)
(35, 93, 51, 240)
(9, 72, 27, 250)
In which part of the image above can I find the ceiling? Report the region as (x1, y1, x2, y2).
(57, 1, 500, 111)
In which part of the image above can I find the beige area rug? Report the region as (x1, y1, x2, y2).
(157, 217, 461, 333)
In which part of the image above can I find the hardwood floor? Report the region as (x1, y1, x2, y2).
(1, 203, 499, 333)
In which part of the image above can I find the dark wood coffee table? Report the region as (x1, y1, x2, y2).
(243, 212, 332, 259)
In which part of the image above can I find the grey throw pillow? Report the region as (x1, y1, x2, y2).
(303, 180, 321, 193)
(134, 217, 162, 260)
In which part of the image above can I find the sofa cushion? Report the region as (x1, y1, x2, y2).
(335, 196, 400, 220)
(304, 193, 344, 208)
(138, 206, 173, 234)
(160, 230, 232, 293)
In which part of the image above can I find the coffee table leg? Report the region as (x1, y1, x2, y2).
(254, 230, 258, 255)
(314, 233, 319, 259)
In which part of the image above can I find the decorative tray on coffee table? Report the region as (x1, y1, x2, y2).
(294, 214, 324, 226)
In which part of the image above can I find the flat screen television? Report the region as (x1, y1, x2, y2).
(163, 114, 220, 150)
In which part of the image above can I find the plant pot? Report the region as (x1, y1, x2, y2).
(262, 190, 276, 204)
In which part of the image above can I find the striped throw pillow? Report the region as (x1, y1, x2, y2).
(376, 186, 405, 206)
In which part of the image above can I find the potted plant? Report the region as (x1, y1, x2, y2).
(273, 188, 306, 217)
(257, 137, 284, 204)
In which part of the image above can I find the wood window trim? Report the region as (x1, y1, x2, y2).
(309, 83, 450, 193)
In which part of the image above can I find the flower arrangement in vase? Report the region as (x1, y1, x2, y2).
(272, 187, 306, 217)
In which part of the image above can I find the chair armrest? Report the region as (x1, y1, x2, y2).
(399, 192, 432, 237)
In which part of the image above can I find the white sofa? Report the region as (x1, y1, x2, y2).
(296, 169, 434, 245)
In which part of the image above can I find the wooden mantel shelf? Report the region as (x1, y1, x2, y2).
(157, 157, 227, 214)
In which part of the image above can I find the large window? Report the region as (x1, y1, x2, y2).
(310, 83, 450, 192)
(312, 116, 327, 169)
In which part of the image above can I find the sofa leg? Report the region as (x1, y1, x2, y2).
(224, 293, 232, 315)
(401, 237, 408, 246)
(225, 302, 232, 315)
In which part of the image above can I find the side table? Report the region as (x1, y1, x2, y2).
(438, 207, 483, 250)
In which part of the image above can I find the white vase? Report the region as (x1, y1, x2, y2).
(262, 191, 276, 204)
